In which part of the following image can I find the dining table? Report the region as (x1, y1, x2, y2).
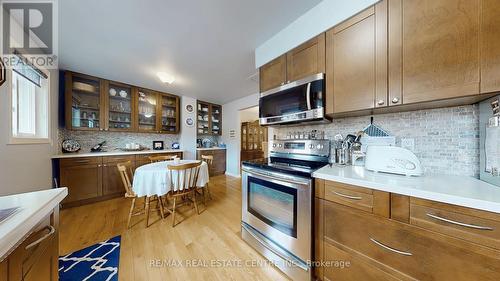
(132, 159, 210, 197)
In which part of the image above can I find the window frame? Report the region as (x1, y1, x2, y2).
(8, 69, 51, 145)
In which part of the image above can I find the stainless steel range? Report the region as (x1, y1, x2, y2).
(241, 139, 330, 281)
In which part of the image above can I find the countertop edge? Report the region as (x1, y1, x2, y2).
(196, 147, 226, 151)
(0, 188, 68, 261)
(312, 171, 500, 214)
(51, 149, 184, 159)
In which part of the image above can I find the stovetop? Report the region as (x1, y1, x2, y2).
(242, 157, 328, 178)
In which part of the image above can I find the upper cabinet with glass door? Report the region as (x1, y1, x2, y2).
(159, 94, 179, 133)
(105, 81, 134, 132)
(136, 88, 158, 133)
(211, 104, 222, 135)
(65, 72, 103, 131)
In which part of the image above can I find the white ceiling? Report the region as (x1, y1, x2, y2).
(58, 0, 322, 104)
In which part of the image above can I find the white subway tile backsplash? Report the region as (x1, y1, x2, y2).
(274, 105, 479, 177)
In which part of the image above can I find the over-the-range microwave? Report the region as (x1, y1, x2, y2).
(259, 73, 331, 126)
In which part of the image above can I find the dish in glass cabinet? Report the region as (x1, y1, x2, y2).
(109, 88, 117, 96)
(62, 139, 81, 153)
(119, 90, 128, 98)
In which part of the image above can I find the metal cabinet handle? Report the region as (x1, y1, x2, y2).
(98, 164, 102, 167)
(287, 80, 290, 84)
(331, 190, 362, 200)
(377, 99, 385, 105)
(280, 82, 285, 86)
(369, 238, 413, 256)
(426, 213, 494, 231)
(25, 226, 55, 250)
(392, 97, 400, 104)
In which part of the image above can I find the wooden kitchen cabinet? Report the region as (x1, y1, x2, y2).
(388, 0, 481, 105)
(314, 179, 500, 281)
(1, 210, 59, 281)
(197, 101, 222, 136)
(480, 0, 500, 94)
(60, 157, 103, 205)
(64, 71, 180, 134)
(259, 34, 325, 93)
(326, 1, 387, 114)
(197, 149, 226, 176)
(102, 155, 135, 196)
(286, 34, 325, 82)
(259, 55, 287, 92)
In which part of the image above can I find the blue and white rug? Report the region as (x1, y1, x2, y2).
(59, 236, 121, 281)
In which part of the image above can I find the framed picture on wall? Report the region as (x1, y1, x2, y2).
(153, 141, 164, 150)
(0, 60, 5, 86)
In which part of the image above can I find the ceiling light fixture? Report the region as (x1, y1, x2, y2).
(157, 72, 175, 84)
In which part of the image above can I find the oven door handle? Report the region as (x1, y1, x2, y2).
(243, 168, 310, 186)
(242, 223, 309, 271)
(306, 82, 312, 110)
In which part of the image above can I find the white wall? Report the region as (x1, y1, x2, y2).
(255, 0, 377, 67)
(239, 106, 259, 123)
(222, 93, 260, 177)
(0, 69, 59, 196)
(179, 96, 197, 160)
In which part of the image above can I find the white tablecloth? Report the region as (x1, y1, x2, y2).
(132, 160, 209, 197)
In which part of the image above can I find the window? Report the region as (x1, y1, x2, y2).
(10, 68, 50, 143)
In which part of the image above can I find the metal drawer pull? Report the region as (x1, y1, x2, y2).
(369, 238, 413, 256)
(331, 191, 362, 200)
(25, 226, 55, 250)
(426, 213, 494, 231)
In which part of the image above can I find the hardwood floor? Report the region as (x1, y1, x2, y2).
(59, 175, 289, 281)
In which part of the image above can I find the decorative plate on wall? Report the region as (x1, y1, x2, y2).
(0, 60, 5, 87)
(185, 104, 194, 113)
(185, 117, 194, 127)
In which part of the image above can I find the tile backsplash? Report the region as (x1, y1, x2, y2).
(273, 105, 480, 177)
(58, 129, 179, 153)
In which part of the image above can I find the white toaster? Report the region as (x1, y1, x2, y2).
(365, 146, 423, 176)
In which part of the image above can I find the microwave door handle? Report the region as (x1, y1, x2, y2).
(306, 82, 312, 110)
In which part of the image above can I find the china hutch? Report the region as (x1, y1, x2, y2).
(64, 71, 180, 134)
(241, 120, 268, 162)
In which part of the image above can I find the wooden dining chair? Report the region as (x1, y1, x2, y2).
(165, 161, 203, 227)
(149, 155, 178, 163)
(117, 161, 165, 228)
(201, 155, 213, 201)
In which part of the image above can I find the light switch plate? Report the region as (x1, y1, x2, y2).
(401, 138, 415, 151)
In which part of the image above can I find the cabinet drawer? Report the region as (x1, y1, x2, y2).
(60, 157, 101, 167)
(323, 181, 389, 216)
(323, 241, 400, 281)
(103, 155, 135, 164)
(324, 201, 500, 280)
(410, 198, 500, 250)
(8, 213, 57, 281)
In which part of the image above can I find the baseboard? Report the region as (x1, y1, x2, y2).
(224, 172, 241, 178)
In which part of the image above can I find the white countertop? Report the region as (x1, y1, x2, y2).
(313, 165, 500, 214)
(0, 188, 67, 261)
(52, 149, 184, 159)
(196, 147, 226, 151)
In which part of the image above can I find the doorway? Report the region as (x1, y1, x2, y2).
(239, 106, 268, 162)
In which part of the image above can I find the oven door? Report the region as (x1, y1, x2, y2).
(241, 166, 312, 262)
(259, 73, 325, 126)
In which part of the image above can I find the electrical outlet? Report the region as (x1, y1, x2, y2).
(401, 138, 415, 151)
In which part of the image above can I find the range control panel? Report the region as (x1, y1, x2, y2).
(269, 139, 330, 157)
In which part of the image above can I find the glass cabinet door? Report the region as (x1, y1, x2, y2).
(197, 102, 210, 135)
(106, 82, 133, 131)
(160, 94, 178, 133)
(68, 74, 102, 130)
(211, 104, 222, 135)
(241, 123, 247, 150)
(137, 89, 158, 132)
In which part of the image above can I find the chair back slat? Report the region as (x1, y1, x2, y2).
(201, 155, 214, 167)
(117, 161, 135, 197)
(167, 161, 202, 193)
(149, 155, 178, 163)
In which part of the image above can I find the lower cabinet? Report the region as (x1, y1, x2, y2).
(196, 149, 226, 176)
(315, 179, 500, 281)
(1, 209, 59, 281)
(59, 152, 182, 207)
